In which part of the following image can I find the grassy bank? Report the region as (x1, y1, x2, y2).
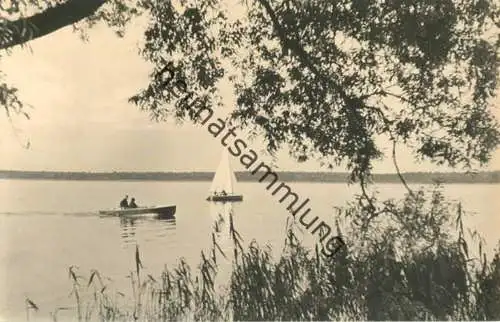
(27, 185, 500, 321)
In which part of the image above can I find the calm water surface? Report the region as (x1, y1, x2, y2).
(0, 180, 498, 321)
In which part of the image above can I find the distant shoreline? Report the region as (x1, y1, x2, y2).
(0, 170, 499, 184)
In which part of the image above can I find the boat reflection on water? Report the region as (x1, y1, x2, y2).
(209, 202, 240, 284)
(119, 215, 176, 245)
(210, 202, 233, 232)
(209, 202, 239, 258)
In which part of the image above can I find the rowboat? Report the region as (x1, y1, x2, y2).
(99, 205, 176, 219)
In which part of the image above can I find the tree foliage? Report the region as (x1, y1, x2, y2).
(0, 0, 141, 120)
(130, 0, 500, 180)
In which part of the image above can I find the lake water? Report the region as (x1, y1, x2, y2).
(0, 180, 498, 321)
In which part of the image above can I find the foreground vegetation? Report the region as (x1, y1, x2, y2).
(25, 185, 500, 321)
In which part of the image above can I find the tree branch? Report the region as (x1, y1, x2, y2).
(392, 140, 415, 198)
(256, 0, 393, 159)
(0, 0, 108, 50)
(256, 0, 351, 102)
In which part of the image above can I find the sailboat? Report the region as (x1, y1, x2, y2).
(206, 149, 243, 202)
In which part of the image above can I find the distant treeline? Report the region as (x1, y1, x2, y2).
(0, 170, 499, 183)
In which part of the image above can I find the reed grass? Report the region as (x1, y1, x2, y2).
(28, 185, 500, 321)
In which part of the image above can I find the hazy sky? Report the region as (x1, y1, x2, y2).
(0, 20, 499, 173)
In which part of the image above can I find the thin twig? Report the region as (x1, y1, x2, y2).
(392, 140, 415, 198)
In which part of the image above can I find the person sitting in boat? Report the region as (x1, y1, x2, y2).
(119, 195, 129, 208)
(221, 190, 227, 196)
(129, 198, 138, 208)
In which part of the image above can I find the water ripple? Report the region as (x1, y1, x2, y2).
(0, 211, 98, 217)
(119, 216, 177, 246)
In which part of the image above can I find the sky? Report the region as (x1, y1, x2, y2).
(0, 19, 499, 173)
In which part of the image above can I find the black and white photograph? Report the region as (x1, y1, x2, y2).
(1, 0, 499, 321)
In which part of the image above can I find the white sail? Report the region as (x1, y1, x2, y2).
(210, 149, 237, 194)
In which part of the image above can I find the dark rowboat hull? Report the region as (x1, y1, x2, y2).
(206, 195, 243, 202)
(99, 205, 176, 219)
